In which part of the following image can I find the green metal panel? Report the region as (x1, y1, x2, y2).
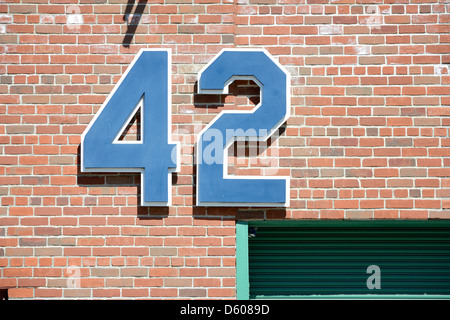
(236, 221, 249, 300)
(246, 220, 450, 299)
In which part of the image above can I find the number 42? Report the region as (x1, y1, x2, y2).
(81, 49, 290, 207)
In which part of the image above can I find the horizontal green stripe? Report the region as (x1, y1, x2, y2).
(251, 287, 450, 293)
(250, 294, 450, 300)
(250, 257, 450, 262)
(250, 273, 450, 279)
(253, 231, 450, 236)
(247, 220, 450, 228)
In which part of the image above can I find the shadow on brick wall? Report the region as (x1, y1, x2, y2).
(76, 144, 173, 218)
(191, 79, 288, 221)
(122, 0, 148, 48)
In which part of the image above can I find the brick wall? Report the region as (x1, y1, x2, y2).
(1, 0, 449, 299)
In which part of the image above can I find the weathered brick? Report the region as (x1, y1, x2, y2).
(0, 0, 448, 300)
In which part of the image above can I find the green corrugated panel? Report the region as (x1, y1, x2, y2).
(247, 221, 450, 298)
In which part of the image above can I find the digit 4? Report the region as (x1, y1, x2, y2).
(81, 49, 180, 206)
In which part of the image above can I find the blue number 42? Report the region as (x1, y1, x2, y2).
(81, 49, 290, 207)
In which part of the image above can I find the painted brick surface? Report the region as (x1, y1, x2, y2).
(1, 0, 449, 299)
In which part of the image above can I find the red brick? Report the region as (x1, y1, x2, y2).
(0, 1, 448, 300)
(9, 288, 34, 298)
(334, 200, 359, 209)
